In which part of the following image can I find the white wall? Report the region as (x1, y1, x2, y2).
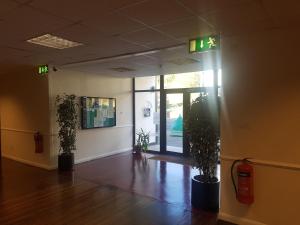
(48, 69, 133, 166)
(220, 27, 300, 225)
(0, 70, 51, 169)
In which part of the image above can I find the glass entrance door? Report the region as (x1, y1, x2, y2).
(164, 89, 217, 156)
(166, 93, 183, 154)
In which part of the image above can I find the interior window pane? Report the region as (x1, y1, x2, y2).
(218, 69, 222, 86)
(164, 70, 215, 89)
(135, 92, 160, 151)
(135, 76, 160, 90)
(166, 93, 183, 153)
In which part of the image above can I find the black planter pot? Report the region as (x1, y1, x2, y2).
(191, 175, 220, 212)
(132, 145, 142, 155)
(58, 153, 74, 172)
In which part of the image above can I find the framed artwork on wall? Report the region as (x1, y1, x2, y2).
(81, 96, 116, 129)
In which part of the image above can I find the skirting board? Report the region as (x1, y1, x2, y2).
(219, 212, 267, 225)
(2, 148, 132, 170)
(75, 148, 132, 164)
(1, 154, 55, 170)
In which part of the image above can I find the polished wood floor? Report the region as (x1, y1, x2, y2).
(0, 152, 234, 225)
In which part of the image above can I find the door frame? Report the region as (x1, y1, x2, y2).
(161, 87, 216, 156)
(133, 69, 219, 157)
(162, 90, 188, 156)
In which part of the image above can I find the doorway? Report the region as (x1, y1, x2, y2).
(133, 70, 221, 157)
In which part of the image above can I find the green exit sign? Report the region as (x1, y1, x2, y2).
(189, 35, 220, 53)
(38, 65, 49, 75)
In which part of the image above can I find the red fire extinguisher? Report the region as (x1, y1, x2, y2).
(231, 158, 254, 205)
(34, 132, 43, 153)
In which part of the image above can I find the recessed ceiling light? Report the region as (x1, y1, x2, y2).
(27, 34, 83, 49)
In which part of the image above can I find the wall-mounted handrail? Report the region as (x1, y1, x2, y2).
(221, 155, 300, 171)
(1, 127, 37, 134)
(1, 124, 133, 136)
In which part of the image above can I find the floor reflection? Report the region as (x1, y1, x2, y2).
(75, 152, 198, 210)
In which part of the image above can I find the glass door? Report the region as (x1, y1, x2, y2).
(166, 93, 183, 154)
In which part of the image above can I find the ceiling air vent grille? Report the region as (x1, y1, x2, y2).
(168, 58, 201, 65)
(110, 67, 136, 72)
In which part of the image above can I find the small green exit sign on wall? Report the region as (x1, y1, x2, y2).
(38, 65, 49, 75)
(189, 35, 220, 53)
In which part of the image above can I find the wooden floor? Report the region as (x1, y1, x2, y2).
(0, 152, 234, 225)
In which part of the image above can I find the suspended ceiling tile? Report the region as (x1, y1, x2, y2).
(120, 0, 193, 26)
(155, 17, 215, 39)
(51, 23, 105, 45)
(202, 3, 271, 35)
(11, 41, 62, 55)
(177, 0, 254, 15)
(144, 39, 184, 49)
(0, 46, 32, 62)
(0, 6, 72, 42)
(13, 0, 33, 4)
(150, 45, 189, 60)
(82, 13, 146, 36)
(30, 0, 146, 22)
(30, 0, 105, 21)
(130, 55, 160, 66)
(87, 38, 148, 56)
(121, 28, 174, 46)
(262, 0, 300, 25)
(0, 0, 18, 18)
(54, 39, 148, 66)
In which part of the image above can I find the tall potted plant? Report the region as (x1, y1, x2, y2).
(56, 94, 78, 171)
(185, 93, 220, 212)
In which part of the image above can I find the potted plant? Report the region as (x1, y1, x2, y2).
(56, 94, 78, 171)
(185, 93, 220, 212)
(133, 129, 150, 155)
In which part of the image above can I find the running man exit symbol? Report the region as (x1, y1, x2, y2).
(189, 35, 220, 53)
(38, 65, 49, 75)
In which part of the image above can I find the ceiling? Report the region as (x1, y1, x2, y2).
(0, 0, 299, 77)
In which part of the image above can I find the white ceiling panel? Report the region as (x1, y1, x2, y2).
(68, 61, 162, 77)
(13, 0, 33, 4)
(144, 39, 184, 49)
(7, 40, 64, 55)
(149, 46, 190, 62)
(0, 6, 72, 43)
(155, 16, 215, 39)
(202, 3, 271, 35)
(120, 0, 193, 26)
(0, 0, 294, 77)
(30, 0, 146, 22)
(0, 0, 18, 18)
(120, 28, 175, 46)
(51, 23, 105, 45)
(0, 46, 32, 61)
(82, 13, 146, 36)
(263, 0, 300, 25)
(58, 39, 148, 64)
(177, 0, 253, 15)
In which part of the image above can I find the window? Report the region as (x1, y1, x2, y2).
(135, 75, 160, 90)
(135, 92, 160, 151)
(164, 70, 221, 89)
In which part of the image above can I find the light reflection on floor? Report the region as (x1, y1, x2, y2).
(75, 152, 200, 210)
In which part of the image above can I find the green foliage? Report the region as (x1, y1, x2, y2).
(56, 94, 78, 155)
(136, 128, 150, 152)
(185, 93, 220, 182)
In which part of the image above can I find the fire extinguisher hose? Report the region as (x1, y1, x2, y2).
(231, 158, 252, 196)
